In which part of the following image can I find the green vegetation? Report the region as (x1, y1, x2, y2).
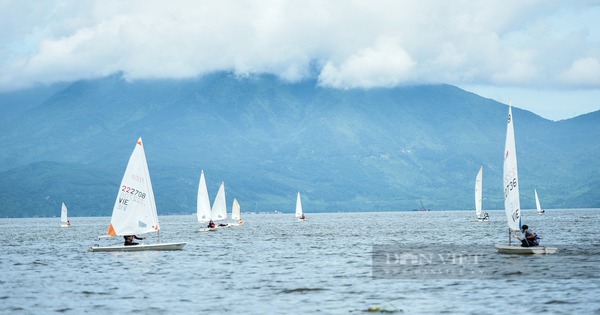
(0, 73, 598, 217)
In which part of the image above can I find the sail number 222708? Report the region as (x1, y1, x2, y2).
(121, 185, 146, 199)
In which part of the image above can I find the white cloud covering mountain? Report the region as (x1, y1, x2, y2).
(1, 0, 599, 120)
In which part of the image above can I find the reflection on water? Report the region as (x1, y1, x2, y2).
(1, 209, 599, 314)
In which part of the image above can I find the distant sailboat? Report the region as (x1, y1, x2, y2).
(89, 138, 186, 252)
(211, 181, 229, 227)
(60, 202, 70, 227)
(295, 192, 306, 221)
(197, 170, 211, 223)
(475, 167, 489, 221)
(535, 189, 545, 214)
(197, 170, 218, 232)
(412, 201, 430, 211)
(495, 106, 556, 254)
(229, 198, 243, 226)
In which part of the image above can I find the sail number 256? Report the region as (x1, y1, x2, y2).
(504, 178, 517, 198)
(121, 185, 146, 199)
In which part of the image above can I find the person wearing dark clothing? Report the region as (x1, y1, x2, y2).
(124, 235, 145, 246)
(207, 220, 216, 228)
(513, 225, 539, 247)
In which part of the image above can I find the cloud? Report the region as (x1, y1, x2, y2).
(562, 57, 600, 87)
(318, 37, 416, 88)
(0, 1, 599, 104)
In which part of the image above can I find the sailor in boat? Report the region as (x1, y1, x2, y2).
(207, 220, 216, 228)
(67, 220, 71, 226)
(218, 223, 229, 227)
(300, 213, 306, 220)
(513, 225, 539, 247)
(238, 218, 243, 225)
(124, 235, 145, 246)
(483, 212, 489, 221)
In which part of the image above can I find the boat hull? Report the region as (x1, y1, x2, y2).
(88, 242, 187, 252)
(199, 228, 218, 232)
(495, 245, 557, 254)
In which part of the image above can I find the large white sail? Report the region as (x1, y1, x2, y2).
(535, 189, 544, 214)
(107, 138, 160, 236)
(197, 170, 211, 222)
(503, 106, 521, 231)
(295, 192, 303, 218)
(211, 182, 227, 221)
(231, 198, 241, 220)
(60, 202, 68, 226)
(475, 166, 483, 218)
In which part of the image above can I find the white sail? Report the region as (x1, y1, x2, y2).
(107, 138, 160, 237)
(60, 202, 68, 226)
(231, 198, 241, 220)
(535, 189, 544, 214)
(196, 170, 211, 222)
(211, 182, 227, 221)
(503, 105, 522, 231)
(295, 192, 303, 218)
(475, 166, 483, 218)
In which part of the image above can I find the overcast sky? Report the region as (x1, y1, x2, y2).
(1, 0, 599, 120)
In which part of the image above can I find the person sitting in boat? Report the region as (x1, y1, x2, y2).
(513, 225, 539, 247)
(238, 218, 243, 225)
(124, 235, 145, 246)
(483, 212, 489, 221)
(207, 220, 216, 228)
(67, 220, 71, 226)
(300, 213, 306, 220)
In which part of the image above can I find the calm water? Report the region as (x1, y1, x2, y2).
(1, 209, 599, 314)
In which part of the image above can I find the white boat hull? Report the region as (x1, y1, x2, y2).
(199, 228, 218, 232)
(88, 242, 187, 252)
(495, 245, 557, 255)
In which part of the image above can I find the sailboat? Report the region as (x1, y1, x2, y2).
(474, 167, 489, 221)
(60, 202, 70, 227)
(535, 189, 545, 214)
(228, 198, 243, 226)
(295, 192, 306, 221)
(89, 138, 187, 252)
(211, 181, 229, 228)
(495, 106, 556, 254)
(197, 170, 216, 232)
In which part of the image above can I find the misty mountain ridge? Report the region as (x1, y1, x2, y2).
(0, 72, 598, 218)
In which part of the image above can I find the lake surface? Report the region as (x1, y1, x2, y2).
(1, 209, 599, 314)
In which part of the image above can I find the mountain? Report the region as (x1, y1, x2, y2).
(0, 72, 598, 217)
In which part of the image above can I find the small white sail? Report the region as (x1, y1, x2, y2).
(60, 202, 69, 227)
(295, 192, 303, 218)
(211, 182, 227, 221)
(535, 189, 545, 214)
(107, 138, 160, 237)
(231, 198, 241, 220)
(475, 166, 483, 218)
(197, 170, 211, 222)
(503, 105, 522, 231)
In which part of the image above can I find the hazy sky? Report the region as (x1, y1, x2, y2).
(1, 0, 599, 120)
